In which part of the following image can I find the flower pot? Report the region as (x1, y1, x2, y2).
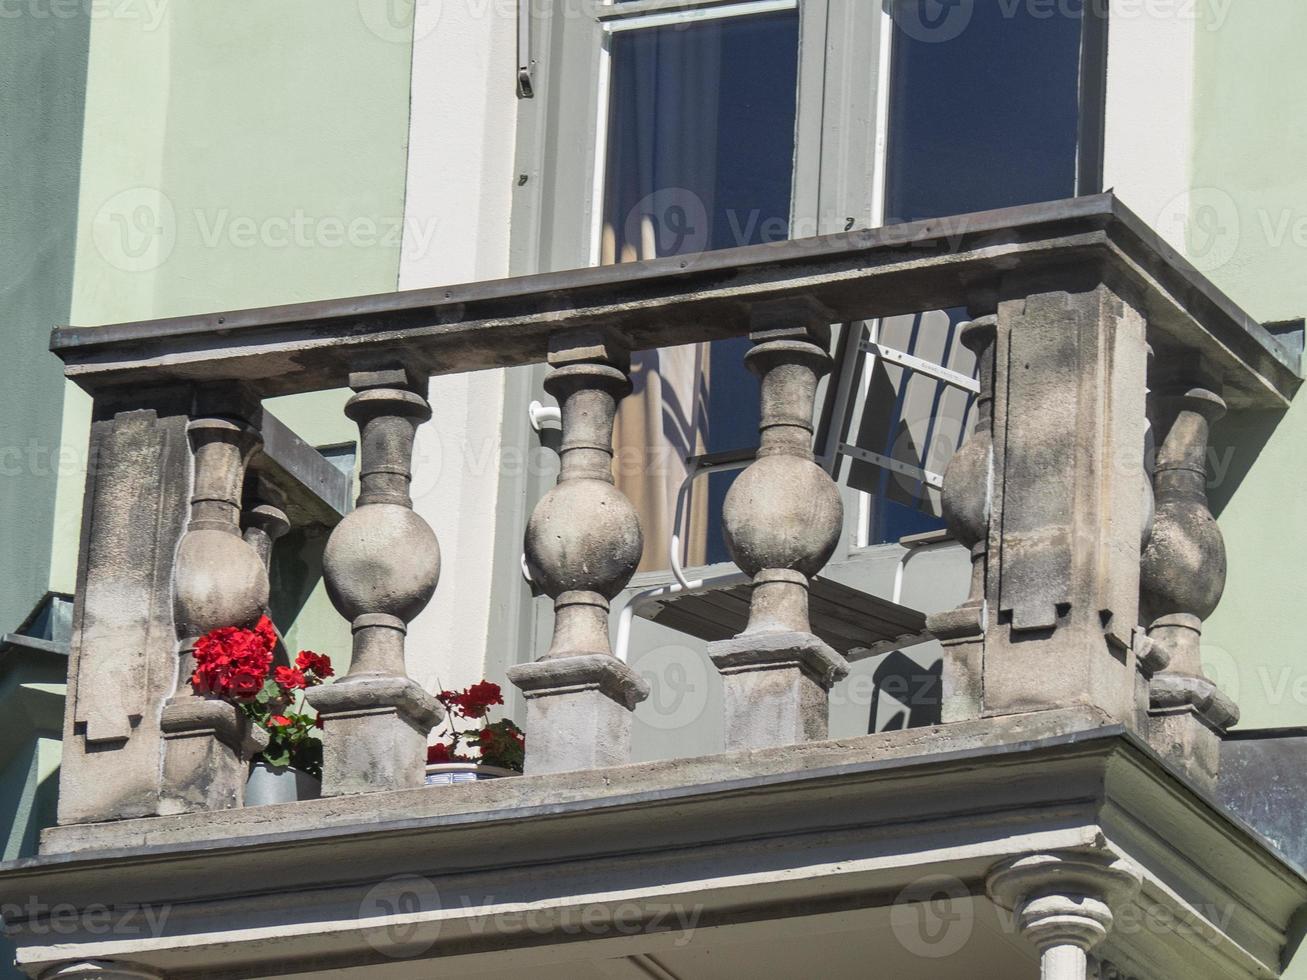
(244, 762, 321, 806)
(424, 762, 518, 786)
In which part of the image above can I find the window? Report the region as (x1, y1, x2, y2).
(514, 0, 1107, 562)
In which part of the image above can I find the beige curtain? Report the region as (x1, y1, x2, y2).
(600, 26, 724, 571)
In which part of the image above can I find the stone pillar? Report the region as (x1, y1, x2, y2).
(1139, 360, 1236, 788)
(241, 477, 290, 569)
(927, 310, 996, 722)
(508, 331, 650, 774)
(160, 415, 270, 814)
(307, 369, 443, 795)
(979, 278, 1150, 723)
(987, 852, 1141, 980)
(40, 962, 164, 980)
(706, 307, 849, 750)
(57, 396, 194, 825)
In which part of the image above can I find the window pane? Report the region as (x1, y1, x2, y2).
(885, 0, 1085, 222)
(602, 11, 800, 568)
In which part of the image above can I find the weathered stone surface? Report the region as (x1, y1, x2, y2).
(161, 412, 269, 815)
(50, 197, 1298, 414)
(980, 280, 1149, 723)
(510, 333, 648, 773)
(708, 630, 848, 749)
(710, 314, 847, 748)
(1139, 365, 1236, 788)
(509, 655, 650, 775)
(308, 372, 443, 796)
(58, 403, 193, 826)
(929, 310, 997, 722)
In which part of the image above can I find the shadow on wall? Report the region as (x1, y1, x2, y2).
(868, 650, 942, 733)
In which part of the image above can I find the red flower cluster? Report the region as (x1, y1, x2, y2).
(439, 681, 504, 719)
(296, 650, 334, 678)
(191, 616, 276, 699)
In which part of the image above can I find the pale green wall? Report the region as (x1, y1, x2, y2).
(55, 0, 420, 667)
(1190, 1, 1307, 737)
(0, 12, 90, 636)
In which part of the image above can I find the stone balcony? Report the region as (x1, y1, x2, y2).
(2, 195, 1304, 980)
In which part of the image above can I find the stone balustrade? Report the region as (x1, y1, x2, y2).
(45, 196, 1299, 829)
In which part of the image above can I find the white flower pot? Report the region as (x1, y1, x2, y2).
(245, 762, 321, 806)
(424, 762, 518, 786)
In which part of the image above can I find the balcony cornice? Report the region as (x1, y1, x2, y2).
(4, 708, 1304, 980)
(50, 194, 1299, 410)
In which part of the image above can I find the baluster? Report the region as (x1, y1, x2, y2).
(987, 853, 1141, 980)
(508, 331, 649, 774)
(1139, 358, 1237, 787)
(927, 308, 997, 722)
(707, 303, 848, 750)
(241, 476, 290, 569)
(307, 368, 443, 795)
(160, 414, 270, 814)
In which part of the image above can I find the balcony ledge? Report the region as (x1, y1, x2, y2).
(4, 707, 1304, 980)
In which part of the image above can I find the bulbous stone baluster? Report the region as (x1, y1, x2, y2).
(161, 416, 270, 814)
(1139, 363, 1236, 787)
(307, 369, 443, 796)
(987, 853, 1141, 980)
(508, 331, 650, 774)
(241, 477, 290, 569)
(927, 311, 997, 721)
(707, 310, 848, 750)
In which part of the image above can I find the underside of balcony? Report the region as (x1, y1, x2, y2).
(2, 708, 1303, 980)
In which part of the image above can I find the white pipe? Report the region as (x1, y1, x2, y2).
(527, 400, 561, 432)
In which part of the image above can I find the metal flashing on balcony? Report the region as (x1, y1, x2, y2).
(49, 194, 1301, 410)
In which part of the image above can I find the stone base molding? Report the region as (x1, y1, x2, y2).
(508, 654, 649, 774)
(708, 628, 848, 750)
(987, 851, 1142, 980)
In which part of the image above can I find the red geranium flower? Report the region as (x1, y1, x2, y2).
(426, 742, 452, 764)
(267, 715, 292, 728)
(274, 666, 307, 691)
(441, 681, 504, 719)
(191, 619, 275, 700)
(295, 650, 334, 680)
